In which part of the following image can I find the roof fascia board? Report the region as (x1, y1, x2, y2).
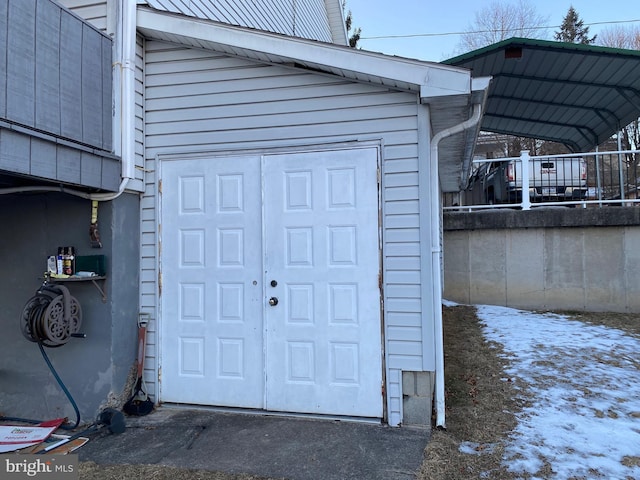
(136, 7, 473, 97)
(444, 36, 640, 66)
(471, 76, 492, 101)
(422, 76, 491, 107)
(324, 0, 348, 45)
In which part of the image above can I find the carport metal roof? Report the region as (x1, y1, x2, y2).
(443, 38, 640, 152)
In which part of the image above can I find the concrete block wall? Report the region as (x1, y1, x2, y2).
(443, 208, 640, 313)
(402, 371, 434, 426)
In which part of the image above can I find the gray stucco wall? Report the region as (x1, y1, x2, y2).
(443, 208, 640, 313)
(0, 192, 139, 423)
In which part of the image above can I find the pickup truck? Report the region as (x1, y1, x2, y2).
(471, 156, 588, 204)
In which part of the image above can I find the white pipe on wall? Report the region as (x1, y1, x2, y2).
(90, 0, 137, 201)
(430, 103, 483, 429)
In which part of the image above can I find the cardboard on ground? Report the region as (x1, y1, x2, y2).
(0, 418, 65, 453)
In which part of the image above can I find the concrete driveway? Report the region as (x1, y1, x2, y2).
(77, 408, 430, 480)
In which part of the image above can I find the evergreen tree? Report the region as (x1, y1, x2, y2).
(555, 6, 596, 44)
(342, 1, 361, 48)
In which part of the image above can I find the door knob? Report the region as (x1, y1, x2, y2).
(268, 297, 279, 306)
(270, 280, 278, 287)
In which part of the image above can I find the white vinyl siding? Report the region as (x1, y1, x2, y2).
(57, 0, 108, 31)
(143, 0, 332, 42)
(131, 34, 146, 192)
(139, 41, 434, 426)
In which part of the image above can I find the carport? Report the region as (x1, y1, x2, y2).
(443, 37, 640, 153)
(441, 38, 640, 314)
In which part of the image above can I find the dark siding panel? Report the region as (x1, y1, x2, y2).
(0, 129, 30, 174)
(102, 36, 112, 151)
(30, 137, 57, 178)
(0, 126, 120, 190)
(35, 0, 61, 135)
(0, 1, 7, 119)
(56, 147, 81, 184)
(0, 0, 118, 190)
(59, 11, 83, 143)
(7, 0, 36, 127)
(80, 151, 102, 187)
(101, 157, 121, 191)
(2, 0, 114, 150)
(81, 24, 102, 147)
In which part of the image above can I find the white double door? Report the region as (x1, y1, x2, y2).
(160, 147, 382, 417)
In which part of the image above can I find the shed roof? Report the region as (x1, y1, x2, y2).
(136, 6, 490, 192)
(143, 0, 349, 45)
(443, 38, 640, 152)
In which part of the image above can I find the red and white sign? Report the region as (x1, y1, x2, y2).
(0, 418, 64, 453)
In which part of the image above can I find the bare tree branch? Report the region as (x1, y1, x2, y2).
(456, 0, 550, 53)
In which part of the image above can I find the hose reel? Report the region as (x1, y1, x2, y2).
(21, 284, 83, 347)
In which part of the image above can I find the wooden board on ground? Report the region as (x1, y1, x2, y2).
(19, 434, 89, 454)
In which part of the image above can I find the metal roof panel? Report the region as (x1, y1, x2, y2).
(444, 37, 640, 152)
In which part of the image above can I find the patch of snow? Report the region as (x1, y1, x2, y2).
(476, 305, 640, 479)
(459, 441, 498, 455)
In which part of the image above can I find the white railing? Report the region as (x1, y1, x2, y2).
(444, 149, 640, 211)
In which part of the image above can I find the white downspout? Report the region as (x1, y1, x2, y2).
(92, 0, 137, 201)
(430, 103, 482, 429)
(0, 0, 136, 200)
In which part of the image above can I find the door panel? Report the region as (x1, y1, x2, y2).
(160, 148, 382, 418)
(263, 148, 383, 417)
(160, 156, 264, 408)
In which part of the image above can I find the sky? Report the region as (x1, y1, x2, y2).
(448, 301, 640, 478)
(345, 0, 640, 62)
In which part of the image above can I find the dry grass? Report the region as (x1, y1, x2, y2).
(419, 306, 640, 480)
(562, 310, 640, 336)
(79, 463, 273, 480)
(418, 305, 524, 480)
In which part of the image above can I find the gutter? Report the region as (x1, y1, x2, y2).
(430, 103, 483, 429)
(0, 0, 137, 201)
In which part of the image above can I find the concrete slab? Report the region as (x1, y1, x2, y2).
(77, 408, 430, 480)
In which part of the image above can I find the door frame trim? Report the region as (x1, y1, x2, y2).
(155, 140, 386, 420)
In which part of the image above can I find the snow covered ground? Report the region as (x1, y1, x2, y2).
(473, 304, 640, 479)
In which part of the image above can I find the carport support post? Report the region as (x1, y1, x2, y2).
(617, 130, 625, 205)
(520, 150, 531, 210)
